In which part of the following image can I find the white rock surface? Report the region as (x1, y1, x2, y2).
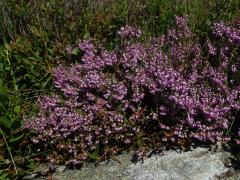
(49, 147, 238, 180)
(124, 148, 229, 180)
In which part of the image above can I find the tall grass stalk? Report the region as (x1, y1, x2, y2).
(0, 128, 18, 175)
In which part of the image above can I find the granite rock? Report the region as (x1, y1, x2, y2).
(27, 147, 240, 180)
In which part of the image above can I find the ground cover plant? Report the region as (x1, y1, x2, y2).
(24, 16, 240, 166)
(0, 0, 240, 179)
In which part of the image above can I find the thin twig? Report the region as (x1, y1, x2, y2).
(0, 127, 26, 144)
(228, 109, 239, 133)
(13, 150, 51, 162)
(0, 127, 18, 175)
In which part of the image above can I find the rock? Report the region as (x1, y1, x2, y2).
(224, 172, 240, 180)
(123, 148, 230, 180)
(29, 147, 239, 180)
(56, 166, 67, 173)
(22, 173, 38, 180)
(34, 163, 50, 176)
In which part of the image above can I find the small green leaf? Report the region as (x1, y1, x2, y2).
(3, 159, 11, 165)
(4, 66, 10, 71)
(25, 159, 35, 169)
(0, 172, 10, 180)
(14, 105, 21, 114)
(83, 31, 90, 39)
(0, 155, 4, 162)
(88, 152, 100, 161)
(71, 48, 79, 55)
(0, 79, 8, 103)
(9, 133, 24, 143)
(0, 116, 12, 128)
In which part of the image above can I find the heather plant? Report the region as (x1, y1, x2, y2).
(208, 18, 240, 145)
(24, 16, 240, 166)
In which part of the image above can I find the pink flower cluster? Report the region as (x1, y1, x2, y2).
(118, 25, 142, 38)
(25, 17, 240, 165)
(213, 22, 240, 45)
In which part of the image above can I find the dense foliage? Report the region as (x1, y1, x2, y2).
(25, 16, 240, 165)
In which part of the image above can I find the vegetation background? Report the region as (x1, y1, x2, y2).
(0, 0, 240, 179)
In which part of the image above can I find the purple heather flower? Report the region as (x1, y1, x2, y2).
(207, 41, 217, 56)
(118, 25, 142, 38)
(213, 22, 240, 45)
